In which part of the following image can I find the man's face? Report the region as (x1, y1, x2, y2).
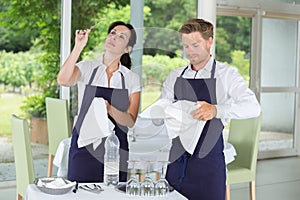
(181, 32, 212, 68)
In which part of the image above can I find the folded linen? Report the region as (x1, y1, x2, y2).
(53, 138, 71, 177)
(77, 97, 114, 150)
(36, 178, 76, 189)
(140, 99, 206, 154)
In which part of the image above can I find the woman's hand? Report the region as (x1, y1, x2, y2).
(105, 100, 112, 116)
(74, 29, 91, 50)
(191, 101, 217, 121)
(104, 92, 140, 128)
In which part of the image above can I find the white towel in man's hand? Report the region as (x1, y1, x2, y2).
(140, 99, 206, 154)
(140, 98, 172, 119)
(78, 97, 114, 150)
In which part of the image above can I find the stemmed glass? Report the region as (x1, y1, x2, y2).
(154, 161, 170, 197)
(140, 161, 155, 196)
(126, 160, 141, 196)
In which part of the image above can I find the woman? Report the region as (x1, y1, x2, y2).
(57, 21, 140, 182)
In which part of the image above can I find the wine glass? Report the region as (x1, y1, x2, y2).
(140, 161, 155, 196)
(154, 161, 170, 197)
(126, 160, 140, 196)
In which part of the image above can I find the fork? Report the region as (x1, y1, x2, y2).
(93, 184, 104, 191)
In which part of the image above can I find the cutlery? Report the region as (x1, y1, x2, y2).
(93, 184, 104, 191)
(79, 184, 103, 194)
(61, 178, 69, 185)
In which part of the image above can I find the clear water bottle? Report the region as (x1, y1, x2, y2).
(104, 130, 120, 186)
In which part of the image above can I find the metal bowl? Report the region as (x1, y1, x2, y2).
(34, 177, 76, 195)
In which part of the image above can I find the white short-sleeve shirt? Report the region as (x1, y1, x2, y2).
(76, 55, 141, 112)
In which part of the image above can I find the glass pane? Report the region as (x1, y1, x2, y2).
(141, 0, 197, 111)
(216, 16, 252, 86)
(260, 93, 294, 151)
(261, 0, 300, 5)
(261, 18, 298, 87)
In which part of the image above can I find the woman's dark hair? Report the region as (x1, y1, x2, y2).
(107, 21, 137, 69)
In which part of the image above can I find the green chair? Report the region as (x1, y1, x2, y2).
(46, 97, 71, 177)
(11, 114, 35, 200)
(226, 113, 262, 200)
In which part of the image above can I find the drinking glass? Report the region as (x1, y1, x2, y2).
(140, 161, 155, 196)
(154, 161, 169, 197)
(126, 160, 140, 196)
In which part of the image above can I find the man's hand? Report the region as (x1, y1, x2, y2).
(191, 101, 217, 121)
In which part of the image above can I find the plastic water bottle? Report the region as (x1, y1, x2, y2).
(104, 130, 120, 186)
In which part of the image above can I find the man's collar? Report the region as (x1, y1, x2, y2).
(187, 56, 214, 73)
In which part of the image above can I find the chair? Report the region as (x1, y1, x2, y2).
(11, 114, 35, 200)
(46, 97, 71, 177)
(226, 113, 262, 200)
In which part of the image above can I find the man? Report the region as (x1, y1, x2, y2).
(160, 18, 261, 200)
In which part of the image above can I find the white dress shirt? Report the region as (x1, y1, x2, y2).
(160, 56, 261, 126)
(75, 55, 141, 112)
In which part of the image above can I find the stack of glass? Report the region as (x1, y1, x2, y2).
(126, 160, 170, 197)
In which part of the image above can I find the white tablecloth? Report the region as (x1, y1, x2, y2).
(25, 183, 187, 200)
(53, 139, 236, 177)
(53, 117, 236, 176)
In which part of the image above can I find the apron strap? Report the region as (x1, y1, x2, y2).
(88, 67, 99, 85)
(179, 59, 217, 78)
(180, 66, 189, 77)
(119, 71, 126, 89)
(211, 60, 216, 79)
(177, 152, 191, 187)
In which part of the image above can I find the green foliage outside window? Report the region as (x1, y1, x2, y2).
(0, 0, 129, 119)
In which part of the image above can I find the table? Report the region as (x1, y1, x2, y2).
(53, 117, 236, 177)
(53, 139, 236, 177)
(25, 183, 187, 200)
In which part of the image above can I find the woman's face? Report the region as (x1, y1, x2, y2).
(104, 25, 132, 56)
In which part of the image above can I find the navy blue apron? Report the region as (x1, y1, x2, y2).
(166, 60, 226, 200)
(68, 66, 129, 183)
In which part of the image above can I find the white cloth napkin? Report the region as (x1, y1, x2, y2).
(77, 97, 114, 150)
(140, 99, 206, 154)
(224, 142, 237, 164)
(53, 138, 71, 177)
(37, 178, 76, 189)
